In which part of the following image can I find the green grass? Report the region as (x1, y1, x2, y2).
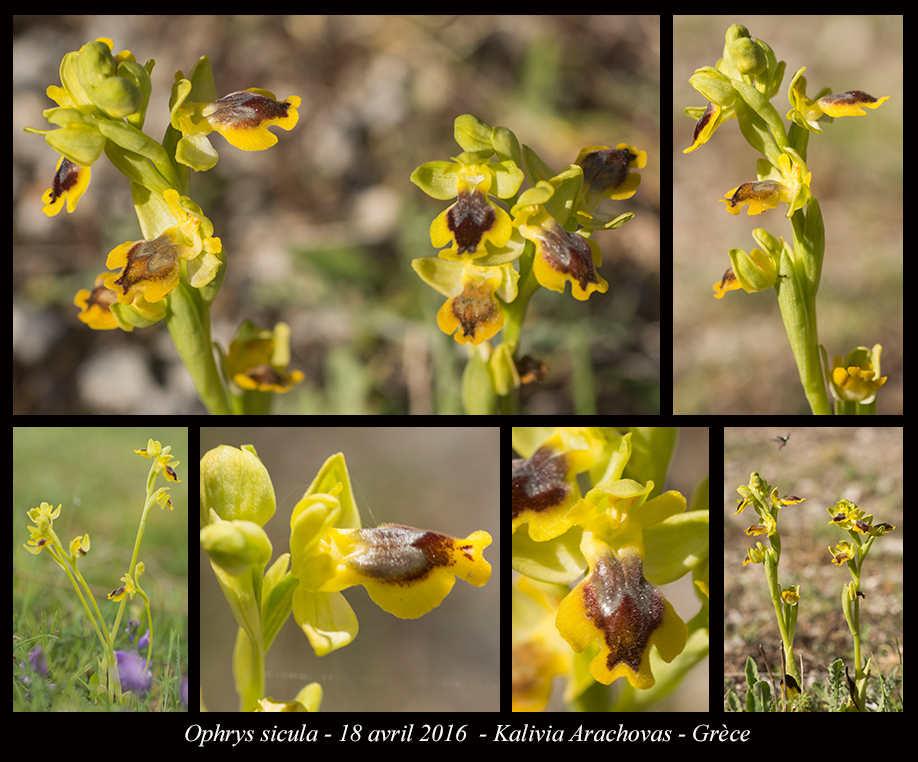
(12, 426, 188, 711)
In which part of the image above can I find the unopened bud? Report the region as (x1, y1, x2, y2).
(200, 445, 276, 527)
(729, 37, 767, 76)
(201, 519, 272, 577)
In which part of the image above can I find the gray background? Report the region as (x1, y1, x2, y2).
(200, 426, 499, 712)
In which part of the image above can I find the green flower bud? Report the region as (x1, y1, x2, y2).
(77, 41, 142, 119)
(730, 38, 767, 76)
(725, 24, 751, 44)
(200, 445, 276, 527)
(201, 519, 272, 576)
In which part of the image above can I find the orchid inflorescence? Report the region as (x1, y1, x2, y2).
(682, 23, 890, 415)
(411, 114, 646, 414)
(25, 38, 302, 415)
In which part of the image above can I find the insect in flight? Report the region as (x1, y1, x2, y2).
(773, 434, 790, 450)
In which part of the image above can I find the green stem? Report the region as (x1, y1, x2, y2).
(775, 209, 831, 414)
(764, 544, 801, 685)
(495, 240, 540, 415)
(165, 279, 231, 414)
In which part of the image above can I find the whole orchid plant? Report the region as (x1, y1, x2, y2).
(25, 38, 301, 415)
(511, 427, 709, 712)
(411, 115, 645, 414)
(826, 498, 896, 711)
(734, 470, 806, 708)
(21, 439, 180, 707)
(683, 24, 889, 414)
(734, 473, 899, 712)
(200, 445, 492, 712)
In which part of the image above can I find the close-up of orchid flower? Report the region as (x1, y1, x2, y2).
(200, 428, 497, 712)
(511, 426, 709, 712)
